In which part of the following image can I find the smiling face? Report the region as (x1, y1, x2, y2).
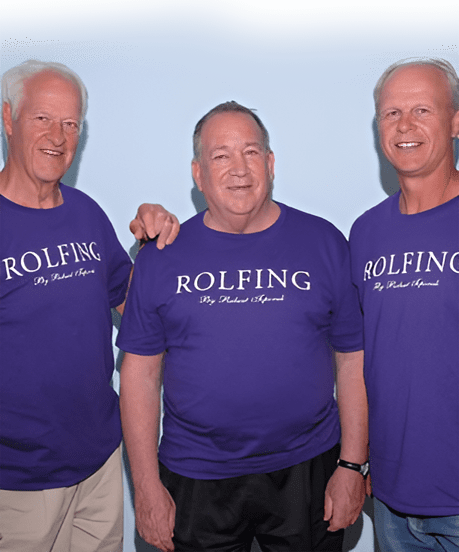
(3, 70, 81, 188)
(377, 64, 459, 180)
(192, 111, 275, 230)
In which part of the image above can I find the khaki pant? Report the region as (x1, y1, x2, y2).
(0, 446, 123, 552)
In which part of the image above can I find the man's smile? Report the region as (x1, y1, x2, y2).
(395, 141, 422, 149)
(40, 149, 63, 156)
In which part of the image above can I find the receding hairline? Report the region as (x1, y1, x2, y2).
(18, 69, 82, 113)
(192, 101, 271, 162)
(374, 59, 459, 114)
(199, 111, 267, 149)
(2, 60, 88, 130)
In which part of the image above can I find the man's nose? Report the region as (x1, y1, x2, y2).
(47, 121, 65, 145)
(229, 153, 248, 176)
(397, 112, 416, 133)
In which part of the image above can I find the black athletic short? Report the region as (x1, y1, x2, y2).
(159, 443, 343, 552)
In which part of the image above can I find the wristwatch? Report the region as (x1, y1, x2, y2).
(337, 459, 369, 479)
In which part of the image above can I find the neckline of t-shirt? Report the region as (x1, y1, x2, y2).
(392, 190, 459, 220)
(0, 183, 67, 213)
(199, 201, 286, 239)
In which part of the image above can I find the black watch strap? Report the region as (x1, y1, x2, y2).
(337, 459, 369, 479)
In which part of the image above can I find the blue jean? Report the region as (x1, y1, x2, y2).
(374, 497, 459, 552)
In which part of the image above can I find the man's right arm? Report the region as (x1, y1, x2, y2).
(120, 351, 175, 552)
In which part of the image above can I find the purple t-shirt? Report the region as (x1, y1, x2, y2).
(0, 185, 132, 490)
(350, 191, 459, 516)
(117, 203, 363, 479)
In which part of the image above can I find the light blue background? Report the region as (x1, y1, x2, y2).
(1, 2, 458, 550)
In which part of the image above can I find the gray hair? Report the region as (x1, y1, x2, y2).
(1, 60, 88, 131)
(374, 58, 459, 114)
(193, 101, 271, 161)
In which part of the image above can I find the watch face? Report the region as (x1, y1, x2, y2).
(361, 462, 369, 477)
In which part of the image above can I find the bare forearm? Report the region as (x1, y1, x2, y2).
(120, 352, 164, 490)
(335, 350, 368, 463)
(120, 352, 175, 550)
(324, 349, 368, 531)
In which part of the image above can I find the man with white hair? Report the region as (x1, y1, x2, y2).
(350, 58, 459, 551)
(0, 60, 178, 551)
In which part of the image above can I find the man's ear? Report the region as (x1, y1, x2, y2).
(2, 102, 13, 137)
(452, 110, 459, 139)
(267, 151, 275, 182)
(192, 160, 203, 192)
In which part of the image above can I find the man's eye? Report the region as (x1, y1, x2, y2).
(246, 150, 258, 156)
(64, 121, 79, 132)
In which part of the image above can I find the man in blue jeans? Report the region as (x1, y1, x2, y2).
(350, 58, 459, 551)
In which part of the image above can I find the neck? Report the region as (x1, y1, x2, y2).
(204, 200, 281, 234)
(398, 166, 459, 215)
(0, 164, 63, 209)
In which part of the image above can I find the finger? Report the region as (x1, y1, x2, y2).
(168, 502, 176, 531)
(327, 509, 347, 532)
(165, 215, 180, 245)
(323, 493, 332, 521)
(159, 532, 174, 552)
(328, 519, 345, 532)
(156, 214, 180, 249)
(143, 210, 164, 241)
(129, 219, 145, 241)
(165, 535, 175, 551)
(155, 217, 174, 250)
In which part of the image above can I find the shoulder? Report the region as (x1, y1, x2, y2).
(180, 211, 204, 232)
(350, 193, 398, 241)
(281, 202, 347, 243)
(61, 185, 106, 211)
(61, 185, 114, 225)
(164, 210, 205, 248)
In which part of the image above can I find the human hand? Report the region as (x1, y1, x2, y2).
(129, 204, 180, 249)
(365, 472, 372, 497)
(135, 482, 176, 552)
(323, 466, 365, 532)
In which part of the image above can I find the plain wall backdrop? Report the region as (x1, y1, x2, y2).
(1, 2, 458, 550)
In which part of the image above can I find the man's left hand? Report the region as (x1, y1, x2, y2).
(130, 204, 180, 249)
(323, 466, 366, 532)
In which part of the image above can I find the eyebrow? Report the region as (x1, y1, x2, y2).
(210, 142, 264, 153)
(29, 109, 80, 120)
(380, 102, 436, 113)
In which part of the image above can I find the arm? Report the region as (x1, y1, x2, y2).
(130, 204, 180, 249)
(324, 349, 368, 532)
(120, 351, 175, 552)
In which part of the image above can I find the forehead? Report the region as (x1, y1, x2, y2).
(200, 112, 264, 149)
(379, 65, 453, 109)
(20, 71, 82, 116)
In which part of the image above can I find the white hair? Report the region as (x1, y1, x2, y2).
(1, 60, 88, 131)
